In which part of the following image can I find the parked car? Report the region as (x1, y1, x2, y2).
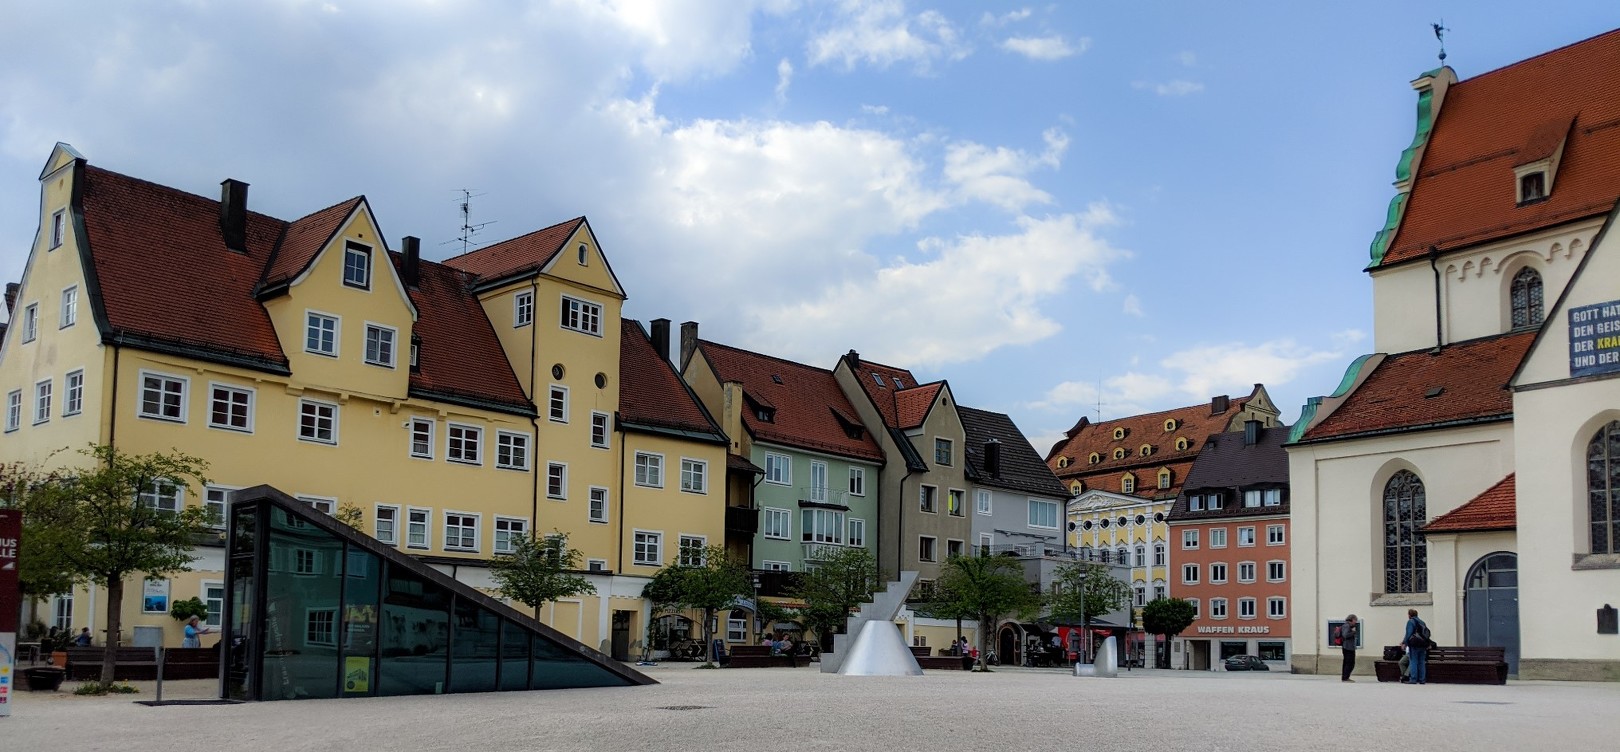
(1223, 655, 1270, 671)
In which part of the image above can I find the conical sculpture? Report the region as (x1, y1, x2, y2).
(837, 619, 923, 676)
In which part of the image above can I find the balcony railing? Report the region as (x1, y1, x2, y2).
(725, 505, 758, 535)
(797, 486, 848, 507)
(801, 542, 849, 562)
(980, 542, 1103, 561)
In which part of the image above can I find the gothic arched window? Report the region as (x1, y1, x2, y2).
(1588, 421, 1620, 554)
(1510, 267, 1544, 329)
(1383, 470, 1428, 593)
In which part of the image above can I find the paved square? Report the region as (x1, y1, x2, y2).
(5, 666, 1616, 750)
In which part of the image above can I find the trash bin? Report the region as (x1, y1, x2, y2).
(23, 666, 67, 691)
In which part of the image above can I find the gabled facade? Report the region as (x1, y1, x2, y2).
(1289, 30, 1620, 681)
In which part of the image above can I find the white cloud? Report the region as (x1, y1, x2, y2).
(980, 8, 1032, 27)
(560, 0, 787, 81)
(860, 104, 890, 115)
(807, 0, 970, 72)
(774, 57, 794, 103)
(1122, 293, 1143, 317)
(942, 127, 1068, 211)
(1175, 50, 1197, 67)
(1133, 79, 1204, 96)
(1001, 35, 1088, 61)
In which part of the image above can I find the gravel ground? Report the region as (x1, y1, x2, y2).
(4, 665, 1616, 751)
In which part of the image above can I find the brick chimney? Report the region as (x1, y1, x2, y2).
(650, 318, 671, 363)
(4, 282, 17, 316)
(219, 179, 249, 252)
(679, 321, 699, 372)
(401, 236, 421, 288)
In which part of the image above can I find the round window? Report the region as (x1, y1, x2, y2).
(595, 372, 608, 389)
(1153, 512, 1166, 523)
(1082, 520, 1094, 531)
(551, 363, 565, 380)
(1099, 518, 1110, 529)
(1135, 514, 1146, 525)
(1117, 516, 1128, 527)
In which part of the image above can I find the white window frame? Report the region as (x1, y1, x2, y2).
(202, 581, 225, 629)
(1267, 524, 1286, 546)
(809, 460, 829, 502)
(1188, 598, 1201, 619)
(590, 411, 611, 449)
(1238, 526, 1256, 547)
(678, 535, 707, 567)
(848, 517, 866, 548)
(33, 379, 51, 424)
(496, 430, 531, 471)
(5, 390, 20, 432)
(342, 242, 371, 289)
(546, 462, 568, 499)
(1209, 527, 1227, 549)
(1181, 529, 1199, 550)
(933, 438, 952, 466)
(443, 511, 481, 552)
(919, 484, 937, 514)
(976, 489, 992, 515)
(849, 466, 866, 497)
(1243, 489, 1262, 508)
(800, 508, 845, 545)
(204, 485, 238, 529)
(1238, 561, 1256, 584)
(138, 370, 189, 423)
(762, 560, 791, 572)
(305, 608, 337, 645)
(1153, 542, 1166, 567)
(514, 290, 534, 328)
(138, 481, 182, 513)
(586, 559, 608, 572)
(1181, 563, 1199, 585)
(1267, 560, 1286, 583)
(588, 487, 609, 524)
(296, 495, 336, 515)
(406, 507, 431, 550)
(560, 294, 604, 336)
(409, 418, 434, 459)
(1211, 598, 1228, 620)
(762, 507, 791, 540)
(763, 452, 791, 485)
(1238, 597, 1257, 620)
(680, 457, 708, 494)
(1209, 562, 1228, 584)
(634, 452, 664, 488)
(1263, 488, 1282, 507)
(22, 303, 37, 343)
(297, 398, 339, 445)
(374, 504, 400, 545)
(304, 310, 340, 357)
(1027, 499, 1060, 529)
(494, 516, 528, 555)
(60, 285, 77, 328)
(363, 322, 397, 368)
(208, 382, 255, 433)
(548, 384, 569, 423)
(632, 529, 663, 566)
(50, 209, 65, 249)
(1267, 597, 1287, 619)
(918, 535, 938, 563)
(446, 422, 482, 465)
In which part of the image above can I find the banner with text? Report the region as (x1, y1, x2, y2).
(1570, 299, 1620, 378)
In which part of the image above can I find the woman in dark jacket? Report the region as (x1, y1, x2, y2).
(1341, 614, 1360, 682)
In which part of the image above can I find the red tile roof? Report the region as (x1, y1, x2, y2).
(894, 382, 943, 430)
(1381, 29, 1620, 266)
(1046, 394, 1254, 501)
(260, 197, 364, 289)
(846, 357, 922, 428)
(619, 320, 725, 441)
(441, 217, 584, 281)
(1302, 332, 1534, 442)
(698, 340, 884, 462)
(1426, 474, 1516, 533)
(391, 254, 530, 411)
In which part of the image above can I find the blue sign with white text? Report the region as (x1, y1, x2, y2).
(1570, 300, 1620, 379)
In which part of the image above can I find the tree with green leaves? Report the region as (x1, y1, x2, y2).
(640, 545, 751, 666)
(792, 546, 881, 650)
(929, 554, 1041, 669)
(1047, 561, 1134, 661)
(0, 460, 76, 601)
(17, 445, 211, 686)
(1141, 597, 1197, 668)
(490, 531, 596, 612)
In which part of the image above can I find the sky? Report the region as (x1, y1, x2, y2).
(2, 1, 1615, 454)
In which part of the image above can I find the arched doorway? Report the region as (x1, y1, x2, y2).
(998, 624, 1019, 666)
(1464, 552, 1519, 675)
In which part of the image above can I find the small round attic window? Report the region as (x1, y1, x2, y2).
(1113, 427, 1127, 440)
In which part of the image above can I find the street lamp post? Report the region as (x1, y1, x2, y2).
(1078, 563, 1089, 665)
(751, 572, 762, 641)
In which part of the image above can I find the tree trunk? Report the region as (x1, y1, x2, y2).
(977, 614, 989, 670)
(701, 607, 715, 665)
(102, 577, 123, 687)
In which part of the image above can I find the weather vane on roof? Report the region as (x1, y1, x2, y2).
(1432, 20, 1449, 65)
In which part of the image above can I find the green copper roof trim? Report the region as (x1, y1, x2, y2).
(1287, 353, 1376, 444)
(1369, 83, 1436, 266)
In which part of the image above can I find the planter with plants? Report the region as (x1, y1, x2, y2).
(23, 666, 67, 691)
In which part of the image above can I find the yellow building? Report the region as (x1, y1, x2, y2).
(0, 144, 726, 657)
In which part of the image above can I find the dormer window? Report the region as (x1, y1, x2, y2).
(343, 242, 371, 289)
(1519, 172, 1546, 204)
(1510, 267, 1544, 328)
(755, 407, 775, 423)
(872, 373, 886, 387)
(1070, 481, 1082, 495)
(1175, 437, 1190, 451)
(1112, 448, 1126, 460)
(1088, 452, 1100, 465)
(1056, 456, 1069, 469)
(1121, 474, 1136, 494)
(1163, 418, 1177, 432)
(1139, 444, 1153, 457)
(1112, 427, 1127, 440)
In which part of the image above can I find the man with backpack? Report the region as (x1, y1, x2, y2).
(1403, 609, 1432, 684)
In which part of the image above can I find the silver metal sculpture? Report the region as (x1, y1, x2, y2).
(838, 619, 924, 676)
(822, 570, 921, 675)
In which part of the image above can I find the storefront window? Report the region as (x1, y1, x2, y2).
(1257, 641, 1286, 662)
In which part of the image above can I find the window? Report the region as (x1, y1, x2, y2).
(1189, 494, 1204, 512)
(1209, 528, 1227, 548)
(1267, 560, 1286, 582)
(763, 508, 790, 540)
(934, 438, 953, 466)
(1587, 421, 1620, 554)
(496, 431, 530, 470)
(60, 286, 77, 328)
(5, 391, 19, 432)
(1207, 493, 1224, 510)
(850, 467, 867, 497)
(1181, 563, 1199, 584)
(447, 423, 482, 464)
(1153, 580, 1166, 601)
(306, 609, 336, 646)
(1134, 545, 1147, 567)
(1088, 453, 1100, 465)
(1157, 469, 1171, 489)
(138, 480, 182, 513)
(1153, 543, 1166, 566)
(947, 489, 964, 517)
(633, 531, 662, 566)
(976, 489, 992, 515)
(547, 463, 567, 499)
(296, 496, 336, 515)
(1510, 267, 1545, 328)
(50, 209, 65, 249)
(1175, 437, 1189, 451)
(800, 509, 844, 544)
(635, 452, 663, 487)
(587, 559, 608, 572)
(680, 458, 707, 494)
(548, 385, 569, 423)
(918, 536, 937, 562)
(1140, 444, 1152, 457)
(305, 312, 338, 356)
(298, 399, 338, 444)
(22, 303, 36, 342)
(947, 539, 964, 559)
(727, 614, 747, 642)
(375, 505, 399, 545)
(1238, 597, 1257, 619)
(205, 486, 233, 528)
(1116, 547, 1129, 565)
(1134, 583, 1147, 607)
(1028, 499, 1059, 529)
(764, 453, 791, 485)
(848, 518, 866, 548)
(1244, 490, 1262, 508)
(139, 372, 187, 422)
(1113, 427, 1126, 440)
(364, 324, 396, 367)
(514, 291, 534, 327)
(494, 517, 527, 554)
(577, 243, 588, 265)
(209, 384, 253, 432)
(763, 560, 790, 572)
(1268, 597, 1287, 619)
(444, 512, 480, 551)
(343, 242, 371, 288)
(410, 418, 434, 458)
(1519, 171, 1546, 203)
(1238, 562, 1256, 583)
(560, 295, 603, 336)
(33, 380, 51, 424)
(1263, 489, 1282, 507)
(1113, 448, 1126, 460)
(410, 336, 419, 369)
(1210, 598, 1228, 619)
(1181, 529, 1198, 549)
(1238, 526, 1256, 547)
(590, 412, 610, 448)
(1188, 599, 1200, 619)
(1383, 470, 1428, 592)
(588, 487, 609, 523)
(1164, 419, 1177, 432)
(1209, 563, 1228, 584)
(1121, 475, 1135, 494)
(203, 583, 225, 628)
(406, 507, 430, 549)
(919, 485, 937, 514)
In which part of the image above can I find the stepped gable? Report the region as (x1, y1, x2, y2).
(1381, 28, 1620, 266)
(1046, 395, 1252, 500)
(1425, 474, 1517, 533)
(389, 254, 530, 413)
(441, 217, 585, 281)
(619, 320, 725, 440)
(958, 406, 1067, 498)
(1301, 332, 1534, 442)
(698, 340, 883, 462)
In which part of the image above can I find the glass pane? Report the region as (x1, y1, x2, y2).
(261, 506, 344, 700)
(341, 544, 382, 696)
(225, 556, 256, 701)
(379, 566, 450, 696)
(531, 633, 630, 690)
(231, 501, 257, 555)
(450, 599, 500, 693)
(499, 619, 530, 692)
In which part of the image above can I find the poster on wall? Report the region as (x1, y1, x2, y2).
(1325, 620, 1363, 649)
(1569, 299, 1620, 378)
(143, 578, 171, 614)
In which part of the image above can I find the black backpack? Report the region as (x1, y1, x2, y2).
(1410, 621, 1433, 649)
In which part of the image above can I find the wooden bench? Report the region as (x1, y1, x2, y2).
(911, 645, 965, 671)
(1374, 646, 1507, 685)
(65, 646, 159, 681)
(727, 645, 800, 668)
(161, 646, 221, 680)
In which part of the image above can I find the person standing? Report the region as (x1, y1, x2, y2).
(1340, 614, 1359, 682)
(74, 627, 92, 647)
(183, 615, 213, 648)
(1404, 609, 1430, 685)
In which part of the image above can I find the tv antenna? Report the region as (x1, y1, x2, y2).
(444, 189, 496, 255)
(1432, 20, 1449, 65)
(1094, 377, 1107, 422)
